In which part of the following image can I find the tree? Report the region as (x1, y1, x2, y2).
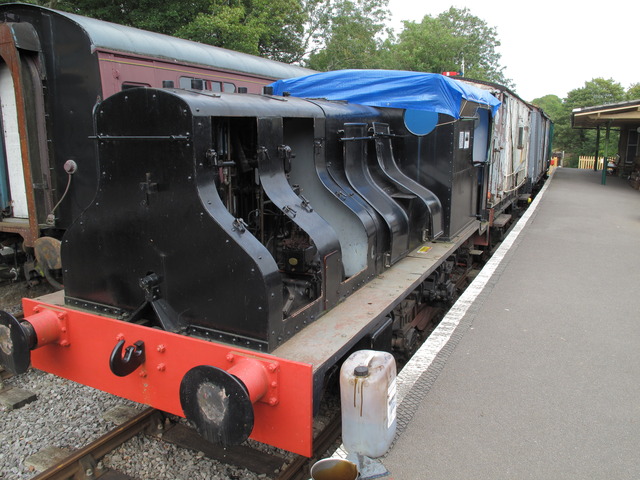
(25, 0, 307, 63)
(564, 77, 625, 110)
(305, 0, 391, 70)
(38, 0, 212, 36)
(391, 16, 463, 72)
(627, 83, 640, 100)
(176, 0, 307, 63)
(531, 94, 563, 122)
(553, 78, 626, 159)
(389, 7, 511, 86)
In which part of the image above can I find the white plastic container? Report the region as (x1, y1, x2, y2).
(340, 350, 397, 457)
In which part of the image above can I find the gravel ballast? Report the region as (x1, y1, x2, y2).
(0, 367, 291, 480)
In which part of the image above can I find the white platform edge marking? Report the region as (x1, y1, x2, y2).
(332, 174, 553, 460)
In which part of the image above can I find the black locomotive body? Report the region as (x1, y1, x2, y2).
(63, 88, 487, 353)
(1, 83, 505, 455)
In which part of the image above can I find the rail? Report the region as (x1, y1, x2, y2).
(30, 408, 159, 480)
(277, 415, 342, 480)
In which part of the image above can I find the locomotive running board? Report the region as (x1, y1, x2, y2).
(274, 222, 480, 374)
(22, 293, 314, 457)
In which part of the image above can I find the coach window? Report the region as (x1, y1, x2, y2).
(179, 77, 194, 89)
(121, 82, 150, 90)
(210, 82, 222, 92)
(223, 82, 236, 93)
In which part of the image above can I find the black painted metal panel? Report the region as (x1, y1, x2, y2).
(372, 122, 444, 243)
(63, 89, 284, 351)
(342, 123, 409, 265)
(396, 115, 479, 239)
(255, 116, 343, 319)
(307, 101, 388, 275)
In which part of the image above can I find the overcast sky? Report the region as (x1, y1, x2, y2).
(386, 0, 639, 102)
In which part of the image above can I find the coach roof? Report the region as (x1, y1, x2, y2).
(0, 3, 314, 80)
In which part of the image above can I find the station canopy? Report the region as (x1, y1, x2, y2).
(269, 69, 502, 119)
(572, 99, 640, 129)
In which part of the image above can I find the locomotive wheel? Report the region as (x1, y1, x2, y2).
(0, 311, 33, 375)
(180, 365, 254, 446)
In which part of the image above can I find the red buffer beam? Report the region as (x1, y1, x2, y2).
(20, 296, 314, 457)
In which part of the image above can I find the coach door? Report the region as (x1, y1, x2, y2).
(0, 21, 52, 247)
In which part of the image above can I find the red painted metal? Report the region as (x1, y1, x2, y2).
(22, 298, 314, 457)
(473, 230, 490, 247)
(26, 308, 65, 347)
(226, 355, 276, 405)
(488, 207, 495, 226)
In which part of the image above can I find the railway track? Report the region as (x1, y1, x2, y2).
(14, 401, 340, 480)
(30, 408, 158, 480)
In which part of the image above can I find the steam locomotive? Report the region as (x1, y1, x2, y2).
(0, 5, 552, 458)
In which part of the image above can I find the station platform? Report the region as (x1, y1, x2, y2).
(379, 168, 640, 479)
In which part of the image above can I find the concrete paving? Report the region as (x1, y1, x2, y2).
(382, 169, 640, 480)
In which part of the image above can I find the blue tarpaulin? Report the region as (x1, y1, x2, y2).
(269, 70, 501, 118)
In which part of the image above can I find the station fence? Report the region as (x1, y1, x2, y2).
(578, 156, 605, 170)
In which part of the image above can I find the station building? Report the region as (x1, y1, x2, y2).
(572, 99, 640, 187)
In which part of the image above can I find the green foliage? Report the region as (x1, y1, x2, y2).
(305, 0, 391, 70)
(530, 94, 563, 122)
(389, 7, 511, 86)
(564, 77, 625, 109)
(288, 2, 512, 76)
(391, 16, 461, 72)
(0, 0, 75, 8)
(538, 81, 639, 162)
(44, 0, 212, 36)
(553, 78, 626, 158)
(22, 0, 306, 62)
(176, 0, 306, 63)
(627, 83, 640, 100)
